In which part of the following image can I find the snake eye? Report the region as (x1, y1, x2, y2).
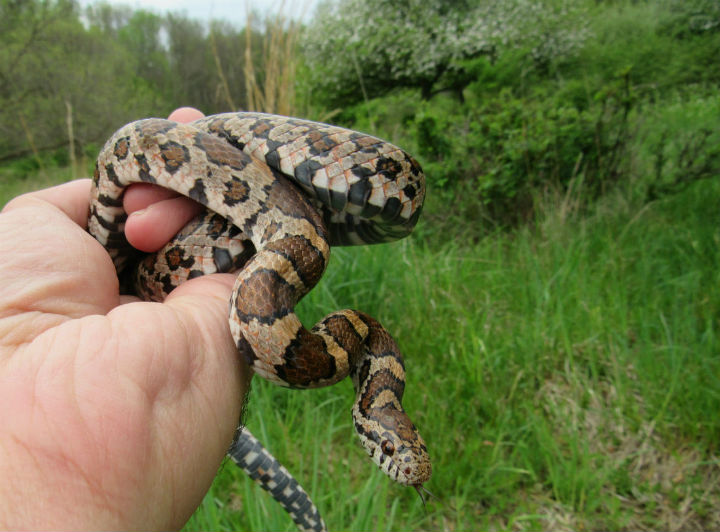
(381, 440, 395, 456)
(404, 467, 412, 476)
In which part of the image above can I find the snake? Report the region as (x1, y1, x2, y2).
(87, 112, 431, 531)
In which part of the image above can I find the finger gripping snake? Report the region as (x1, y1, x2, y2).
(88, 112, 431, 531)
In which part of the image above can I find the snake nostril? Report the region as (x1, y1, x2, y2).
(381, 440, 395, 456)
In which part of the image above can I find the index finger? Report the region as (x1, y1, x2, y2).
(2, 179, 92, 228)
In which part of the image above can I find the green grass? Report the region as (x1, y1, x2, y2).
(0, 159, 83, 204)
(3, 168, 718, 530)
(186, 177, 719, 531)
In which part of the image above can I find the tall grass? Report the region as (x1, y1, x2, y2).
(181, 176, 719, 531)
(210, 4, 301, 116)
(241, 7, 300, 116)
(0, 164, 74, 204)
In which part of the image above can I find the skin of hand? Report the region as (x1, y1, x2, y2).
(0, 107, 250, 530)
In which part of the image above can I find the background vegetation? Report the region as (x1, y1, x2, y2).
(1, 0, 718, 530)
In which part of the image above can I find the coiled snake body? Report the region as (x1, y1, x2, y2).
(88, 112, 431, 531)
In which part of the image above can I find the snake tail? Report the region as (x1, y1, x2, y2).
(229, 427, 326, 532)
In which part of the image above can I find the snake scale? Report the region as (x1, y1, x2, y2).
(88, 112, 431, 531)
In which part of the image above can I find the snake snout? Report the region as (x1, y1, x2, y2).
(364, 408, 432, 487)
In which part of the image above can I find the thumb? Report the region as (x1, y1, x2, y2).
(116, 271, 249, 529)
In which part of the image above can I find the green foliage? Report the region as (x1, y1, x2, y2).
(0, 0, 301, 165)
(572, 0, 720, 94)
(0, 155, 76, 206)
(300, 0, 590, 106)
(635, 92, 720, 200)
(664, 0, 720, 37)
(335, 74, 634, 231)
(1, 1, 136, 158)
(325, 0, 719, 235)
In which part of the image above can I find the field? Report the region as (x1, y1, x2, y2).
(3, 169, 718, 531)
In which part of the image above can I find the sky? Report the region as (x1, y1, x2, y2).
(76, 0, 321, 27)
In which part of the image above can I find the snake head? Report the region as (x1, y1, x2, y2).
(360, 406, 432, 486)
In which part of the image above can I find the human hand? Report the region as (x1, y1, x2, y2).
(0, 107, 249, 530)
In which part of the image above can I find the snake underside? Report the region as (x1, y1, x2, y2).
(88, 112, 431, 532)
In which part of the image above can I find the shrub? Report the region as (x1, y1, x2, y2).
(633, 91, 720, 201)
(410, 76, 634, 225)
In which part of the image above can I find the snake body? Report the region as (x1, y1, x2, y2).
(88, 112, 430, 530)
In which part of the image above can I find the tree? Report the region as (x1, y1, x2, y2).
(166, 14, 215, 110)
(0, 0, 164, 161)
(300, 0, 590, 106)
